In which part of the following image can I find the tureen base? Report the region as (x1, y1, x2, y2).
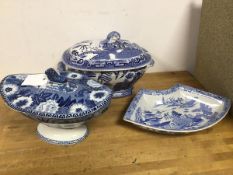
(37, 123, 88, 145)
(113, 87, 132, 98)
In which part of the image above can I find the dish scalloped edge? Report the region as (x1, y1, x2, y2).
(123, 84, 231, 134)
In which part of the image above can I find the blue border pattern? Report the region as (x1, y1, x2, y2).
(0, 73, 113, 123)
(61, 31, 153, 71)
(37, 128, 89, 145)
(63, 50, 152, 71)
(123, 84, 231, 134)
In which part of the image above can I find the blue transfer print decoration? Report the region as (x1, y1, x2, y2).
(62, 31, 153, 71)
(59, 31, 154, 98)
(0, 70, 113, 124)
(69, 67, 145, 98)
(124, 84, 231, 134)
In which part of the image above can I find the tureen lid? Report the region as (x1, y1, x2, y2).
(62, 31, 153, 71)
(0, 69, 112, 121)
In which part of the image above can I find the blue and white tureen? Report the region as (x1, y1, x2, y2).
(58, 31, 154, 98)
(0, 68, 112, 145)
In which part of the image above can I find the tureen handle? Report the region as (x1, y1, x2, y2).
(45, 68, 67, 83)
(106, 31, 121, 43)
(148, 59, 155, 68)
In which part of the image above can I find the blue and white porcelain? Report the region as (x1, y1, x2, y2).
(124, 84, 231, 134)
(58, 31, 154, 98)
(0, 68, 112, 144)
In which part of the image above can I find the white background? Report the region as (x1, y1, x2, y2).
(0, 0, 202, 78)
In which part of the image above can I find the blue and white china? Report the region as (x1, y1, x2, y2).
(0, 68, 112, 145)
(124, 84, 231, 134)
(58, 31, 154, 98)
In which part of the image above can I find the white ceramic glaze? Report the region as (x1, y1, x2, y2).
(59, 31, 154, 98)
(37, 123, 88, 145)
(124, 84, 231, 134)
(0, 69, 113, 145)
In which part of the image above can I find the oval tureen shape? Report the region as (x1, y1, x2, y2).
(62, 31, 153, 71)
(0, 69, 112, 123)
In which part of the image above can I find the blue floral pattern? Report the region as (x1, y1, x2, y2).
(68, 67, 145, 98)
(0, 72, 113, 123)
(124, 84, 231, 133)
(69, 103, 88, 114)
(66, 72, 83, 80)
(36, 100, 59, 114)
(2, 84, 19, 96)
(12, 96, 33, 109)
(58, 31, 154, 98)
(89, 90, 109, 103)
(86, 79, 102, 88)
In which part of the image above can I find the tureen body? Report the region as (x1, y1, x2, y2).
(0, 69, 112, 144)
(59, 31, 154, 98)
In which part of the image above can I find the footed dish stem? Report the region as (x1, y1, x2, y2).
(37, 122, 88, 145)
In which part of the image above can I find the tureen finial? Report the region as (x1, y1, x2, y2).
(45, 68, 67, 83)
(106, 31, 121, 43)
